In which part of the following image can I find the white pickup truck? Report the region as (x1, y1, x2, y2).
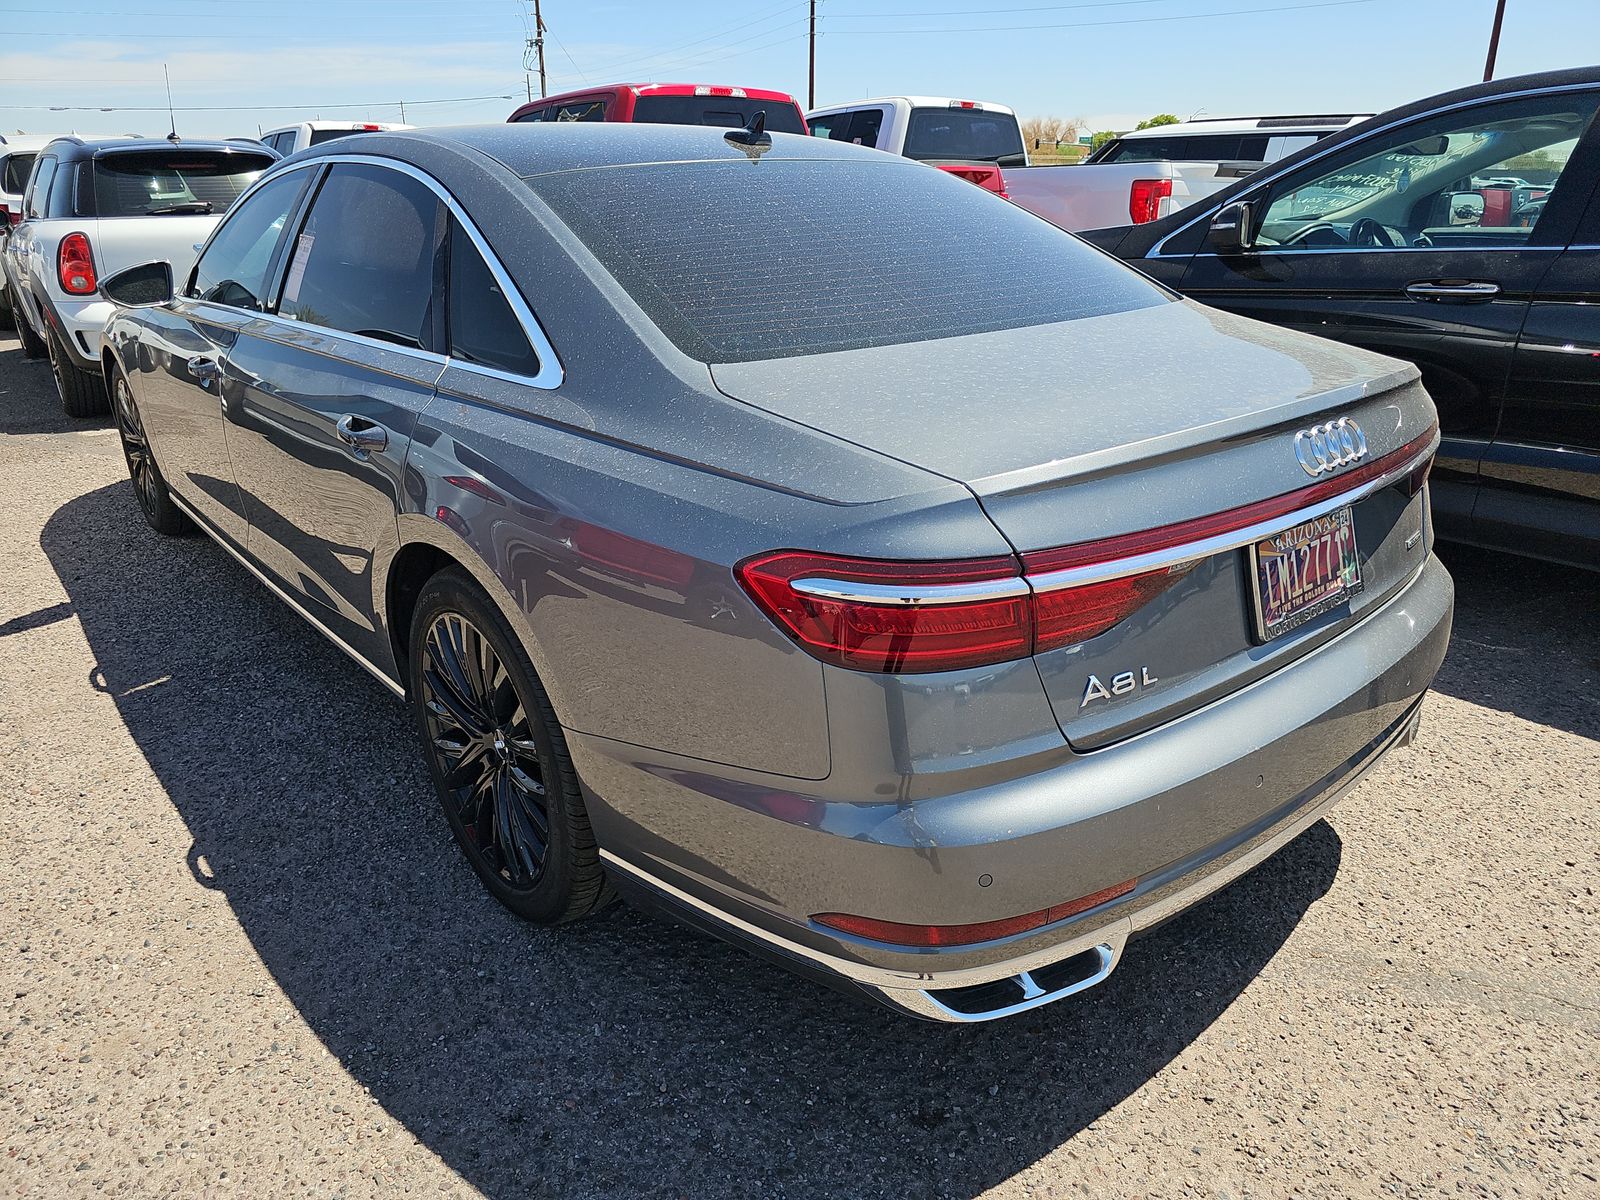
(805, 99, 1370, 232)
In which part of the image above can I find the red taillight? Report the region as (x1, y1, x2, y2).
(736, 551, 1033, 674)
(356, 123, 382, 131)
(1129, 177, 1172, 223)
(58, 231, 97, 295)
(738, 426, 1437, 675)
(0, 202, 16, 227)
(814, 879, 1135, 947)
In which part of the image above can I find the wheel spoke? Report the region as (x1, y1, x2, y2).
(423, 668, 489, 738)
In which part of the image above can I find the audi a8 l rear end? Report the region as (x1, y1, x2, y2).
(100, 124, 1453, 1021)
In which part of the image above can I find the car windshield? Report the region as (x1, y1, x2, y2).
(91, 150, 275, 217)
(532, 156, 1168, 363)
(2, 152, 36, 195)
(632, 95, 806, 134)
(903, 107, 1026, 164)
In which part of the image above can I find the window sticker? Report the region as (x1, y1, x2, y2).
(282, 232, 314, 305)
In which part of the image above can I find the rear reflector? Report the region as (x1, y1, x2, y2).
(739, 425, 1436, 674)
(1129, 177, 1172, 223)
(814, 879, 1135, 947)
(57, 231, 97, 295)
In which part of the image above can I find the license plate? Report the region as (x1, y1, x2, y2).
(1250, 508, 1363, 641)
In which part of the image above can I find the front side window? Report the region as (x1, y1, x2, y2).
(278, 162, 445, 350)
(90, 150, 275, 217)
(1256, 91, 1600, 250)
(188, 170, 309, 310)
(25, 156, 56, 218)
(447, 219, 539, 376)
(514, 108, 548, 123)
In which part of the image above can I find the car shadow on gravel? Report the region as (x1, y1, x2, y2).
(44, 480, 1344, 1200)
(1432, 544, 1599, 741)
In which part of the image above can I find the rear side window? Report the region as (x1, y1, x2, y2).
(188, 170, 309, 310)
(447, 219, 540, 376)
(534, 158, 1168, 362)
(809, 110, 882, 147)
(513, 108, 549, 123)
(903, 108, 1025, 163)
(632, 95, 806, 134)
(554, 101, 607, 122)
(1095, 134, 1259, 164)
(279, 162, 445, 350)
(308, 127, 378, 146)
(90, 150, 274, 217)
(2, 152, 36, 195)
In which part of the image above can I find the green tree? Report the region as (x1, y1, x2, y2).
(1136, 113, 1181, 130)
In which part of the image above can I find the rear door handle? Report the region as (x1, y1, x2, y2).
(335, 414, 388, 453)
(186, 355, 222, 383)
(1405, 280, 1500, 303)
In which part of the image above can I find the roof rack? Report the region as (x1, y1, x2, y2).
(1180, 114, 1368, 127)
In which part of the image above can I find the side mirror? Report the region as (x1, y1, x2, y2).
(102, 261, 174, 307)
(1207, 200, 1256, 254)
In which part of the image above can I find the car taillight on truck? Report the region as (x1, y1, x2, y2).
(57, 232, 97, 295)
(1129, 177, 1172, 224)
(938, 163, 1009, 199)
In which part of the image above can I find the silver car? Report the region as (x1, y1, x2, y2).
(98, 123, 1453, 1022)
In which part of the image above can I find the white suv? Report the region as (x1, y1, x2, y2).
(259, 120, 412, 156)
(2, 136, 277, 414)
(1, 134, 58, 328)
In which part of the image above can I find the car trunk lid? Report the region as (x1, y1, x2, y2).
(710, 300, 1438, 746)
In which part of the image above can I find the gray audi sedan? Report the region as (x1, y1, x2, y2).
(98, 123, 1453, 1021)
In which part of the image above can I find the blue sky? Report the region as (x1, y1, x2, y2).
(2, 0, 1596, 139)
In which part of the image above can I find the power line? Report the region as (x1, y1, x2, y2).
(823, 0, 1375, 33)
(571, 0, 799, 76)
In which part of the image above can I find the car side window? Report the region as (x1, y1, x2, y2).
(1256, 91, 1600, 251)
(187, 170, 309, 310)
(554, 100, 605, 122)
(278, 162, 446, 351)
(847, 109, 884, 148)
(25, 156, 56, 218)
(446, 218, 540, 377)
(514, 108, 548, 123)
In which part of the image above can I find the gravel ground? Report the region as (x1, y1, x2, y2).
(1, 332, 1596, 1200)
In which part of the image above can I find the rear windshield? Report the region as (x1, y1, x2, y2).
(309, 127, 377, 146)
(632, 95, 806, 134)
(903, 107, 1025, 164)
(90, 150, 274, 217)
(1090, 133, 1271, 164)
(533, 157, 1168, 363)
(2, 152, 36, 195)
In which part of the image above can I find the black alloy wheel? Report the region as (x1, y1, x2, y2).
(110, 367, 191, 535)
(408, 569, 612, 924)
(420, 610, 553, 889)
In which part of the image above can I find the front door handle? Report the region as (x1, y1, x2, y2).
(335, 414, 388, 453)
(1405, 280, 1501, 303)
(186, 355, 222, 383)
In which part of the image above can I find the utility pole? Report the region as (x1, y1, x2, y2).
(1483, 0, 1507, 82)
(808, 1, 817, 110)
(533, 0, 548, 99)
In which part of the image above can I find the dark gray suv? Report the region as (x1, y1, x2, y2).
(98, 124, 1453, 1021)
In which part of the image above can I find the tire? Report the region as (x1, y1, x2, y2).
(0, 287, 14, 331)
(109, 363, 193, 536)
(48, 328, 109, 417)
(14, 296, 46, 359)
(408, 568, 614, 925)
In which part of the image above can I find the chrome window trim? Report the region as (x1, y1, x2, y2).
(189, 299, 450, 377)
(788, 575, 1031, 606)
(186, 153, 565, 390)
(1148, 81, 1600, 260)
(1028, 434, 1437, 593)
(166, 491, 407, 699)
(1192, 244, 1564, 258)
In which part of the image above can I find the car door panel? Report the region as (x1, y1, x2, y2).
(1479, 240, 1600, 567)
(226, 324, 440, 669)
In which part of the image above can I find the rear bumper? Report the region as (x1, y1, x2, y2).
(36, 290, 113, 368)
(578, 553, 1454, 1021)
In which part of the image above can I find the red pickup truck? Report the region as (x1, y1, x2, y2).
(509, 83, 807, 133)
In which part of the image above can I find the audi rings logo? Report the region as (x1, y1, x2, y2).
(1294, 417, 1368, 478)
